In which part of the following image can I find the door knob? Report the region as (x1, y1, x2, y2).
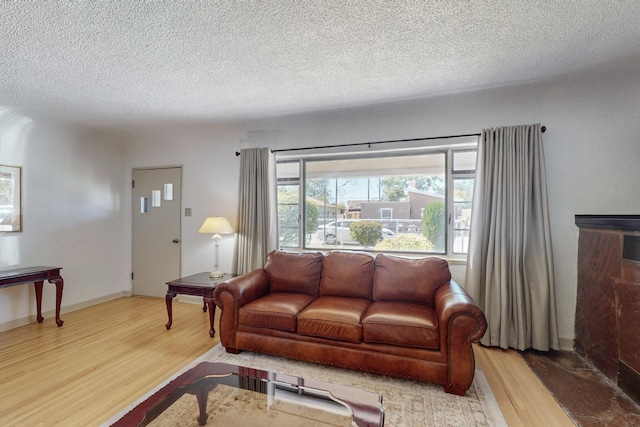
(172, 239, 179, 243)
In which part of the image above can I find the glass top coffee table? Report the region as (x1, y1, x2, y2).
(111, 362, 384, 426)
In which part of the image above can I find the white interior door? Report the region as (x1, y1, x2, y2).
(132, 167, 181, 297)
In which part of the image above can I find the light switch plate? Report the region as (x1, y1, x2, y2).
(185, 208, 192, 216)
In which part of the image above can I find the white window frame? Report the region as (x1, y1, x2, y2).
(276, 161, 302, 249)
(275, 137, 477, 258)
(448, 149, 477, 256)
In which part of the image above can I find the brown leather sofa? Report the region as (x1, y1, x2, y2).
(212, 250, 487, 396)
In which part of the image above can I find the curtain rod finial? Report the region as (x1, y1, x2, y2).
(541, 126, 546, 133)
(235, 151, 240, 156)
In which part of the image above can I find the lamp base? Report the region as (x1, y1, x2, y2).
(209, 271, 225, 280)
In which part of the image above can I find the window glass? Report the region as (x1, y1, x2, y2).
(163, 183, 174, 201)
(276, 143, 476, 257)
(276, 161, 300, 180)
(305, 153, 446, 253)
(140, 197, 149, 214)
(452, 177, 474, 254)
(277, 184, 300, 248)
(453, 150, 477, 173)
(151, 190, 161, 207)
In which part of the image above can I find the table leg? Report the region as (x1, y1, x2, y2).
(165, 292, 176, 330)
(49, 277, 64, 327)
(34, 281, 44, 323)
(204, 297, 215, 337)
(202, 299, 207, 312)
(194, 385, 210, 426)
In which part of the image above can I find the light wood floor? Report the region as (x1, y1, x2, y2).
(475, 344, 575, 426)
(0, 297, 575, 426)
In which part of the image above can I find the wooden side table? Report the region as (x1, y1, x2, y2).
(0, 266, 64, 327)
(165, 272, 233, 337)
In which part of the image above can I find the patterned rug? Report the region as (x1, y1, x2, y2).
(106, 344, 506, 427)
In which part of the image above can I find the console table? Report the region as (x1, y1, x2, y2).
(0, 266, 64, 327)
(165, 272, 233, 337)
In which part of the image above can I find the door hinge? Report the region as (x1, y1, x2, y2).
(132, 180, 135, 188)
(131, 272, 134, 280)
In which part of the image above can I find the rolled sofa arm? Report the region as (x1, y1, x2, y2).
(435, 280, 487, 343)
(212, 268, 270, 351)
(213, 269, 270, 308)
(434, 279, 488, 395)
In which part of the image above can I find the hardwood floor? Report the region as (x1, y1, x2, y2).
(475, 345, 575, 426)
(0, 297, 574, 426)
(0, 297, 214, 426)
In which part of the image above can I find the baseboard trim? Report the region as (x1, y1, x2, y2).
(559, 337, 573, 351)
(0, 291, 126, 333)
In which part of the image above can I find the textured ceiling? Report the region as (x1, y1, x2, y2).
(1, 1, 639, 127)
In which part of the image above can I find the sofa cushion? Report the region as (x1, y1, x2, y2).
(239, 292, 315, 332)
(373, 254, 451, 306)
(265, 250, 324, 296)
(319, 251, 375, 299)
(297, 296, 370, 343)
(362, 301, 439, 349)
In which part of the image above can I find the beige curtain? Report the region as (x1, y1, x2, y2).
(466, 124, 560, 351)
(234, 147, 278, 274)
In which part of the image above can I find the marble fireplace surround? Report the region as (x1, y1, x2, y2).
(575, 215, 640, 403)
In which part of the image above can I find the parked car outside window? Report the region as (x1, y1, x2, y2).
(316, 220, 395, 245)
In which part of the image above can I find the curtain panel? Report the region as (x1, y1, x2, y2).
(234, 147, 278, 275)
(466, 124, 560, 351)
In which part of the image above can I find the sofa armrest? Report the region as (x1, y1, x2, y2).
(434, 280, 487, 394)
(435, 280, 487, 342)
(213, 269, 270, 309)
(212, 268, 270, 351)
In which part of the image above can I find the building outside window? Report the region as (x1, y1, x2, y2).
(276, 137, 477, 257)
(380, 208, 393, 219)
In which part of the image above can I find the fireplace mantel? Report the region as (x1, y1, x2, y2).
(575, 214, 640, 231)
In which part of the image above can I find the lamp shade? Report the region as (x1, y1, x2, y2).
(198, 217, 234, 235)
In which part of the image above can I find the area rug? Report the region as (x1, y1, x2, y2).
(106, 344, 507, 426)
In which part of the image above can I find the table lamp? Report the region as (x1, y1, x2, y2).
(198, 216, 234, 279)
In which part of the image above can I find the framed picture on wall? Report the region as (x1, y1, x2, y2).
(0, 164, 22, 232)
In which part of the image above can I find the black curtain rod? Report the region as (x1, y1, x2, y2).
(234, 126, 546, 156)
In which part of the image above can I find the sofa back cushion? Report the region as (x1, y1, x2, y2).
(373, 254, 451, 306)
(319, 251, 374, 299)
(265, 251, 324, 296)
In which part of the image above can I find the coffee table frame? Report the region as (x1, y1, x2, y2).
(110, 362, 384, 426)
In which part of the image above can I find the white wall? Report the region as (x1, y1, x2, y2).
(123, 123, 243, 281)
(0, 111, 130, 328)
